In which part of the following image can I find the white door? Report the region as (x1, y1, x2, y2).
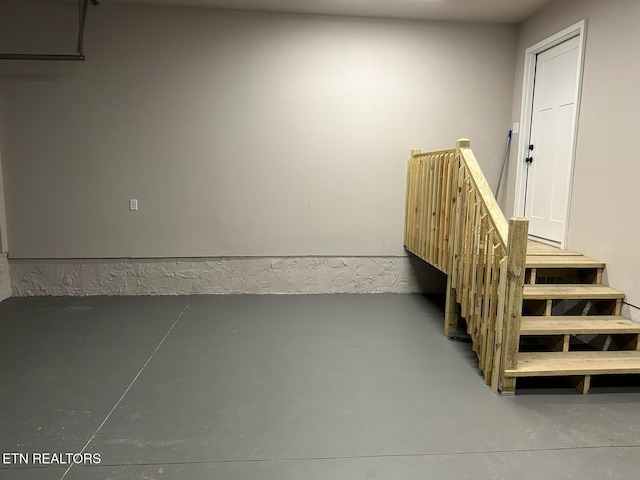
(523, 35, 581, 245)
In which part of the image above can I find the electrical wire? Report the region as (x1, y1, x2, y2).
(494, 129, 512, 198)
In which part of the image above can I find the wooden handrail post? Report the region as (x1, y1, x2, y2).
(444, 275, 460, 337)
(497, 217, 529, 394)
(456, 138, 470, 155)
(407, 139, 523, 388)
(443, 141, 468, 337)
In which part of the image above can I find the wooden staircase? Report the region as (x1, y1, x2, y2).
(503, 241, 640, 393)
(404, 139, 640, 394)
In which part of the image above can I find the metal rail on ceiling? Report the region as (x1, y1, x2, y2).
(0, 0, 98, 62)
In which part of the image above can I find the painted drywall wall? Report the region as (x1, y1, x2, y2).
(503, 0, 640, 307)
(0, 3, 516, 258)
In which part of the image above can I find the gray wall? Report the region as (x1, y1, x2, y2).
(502, 0, 640, 307)
(0, 3, 516, 259)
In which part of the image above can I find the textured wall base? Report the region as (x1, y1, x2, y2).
(0, 253, 10, 301)
(622, 302, 640, 325)
(9, 255, 446, 297)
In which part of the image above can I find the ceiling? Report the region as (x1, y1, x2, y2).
(85, 0, 555, 24)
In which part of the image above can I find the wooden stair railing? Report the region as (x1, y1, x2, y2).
(406, 139, 640, 394)
(404, 138, 528, 394)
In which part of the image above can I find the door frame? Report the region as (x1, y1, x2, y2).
(514, 20, 587, 249)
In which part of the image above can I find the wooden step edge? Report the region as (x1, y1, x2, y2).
(526, 244, 582, 256)
(520, 316, 640, 335)
(505, 351, 640, 377)
(526, 251, 582, 257)
(525, 255, 605, 269)
(523, 284, 625, 300)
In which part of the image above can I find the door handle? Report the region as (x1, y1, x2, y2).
(526, 144, 534, 163)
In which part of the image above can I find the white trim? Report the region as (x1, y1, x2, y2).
(514, 20, 587, 249)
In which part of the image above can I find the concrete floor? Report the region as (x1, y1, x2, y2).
(1, 294, 639, 480)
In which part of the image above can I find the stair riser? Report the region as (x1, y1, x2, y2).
(526, 268, 601, 285)
(519, 334, 639, 353)
(523, 299, 621, 316)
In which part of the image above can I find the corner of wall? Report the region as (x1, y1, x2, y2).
(0, 123, 11, 301)
(0, 253, 10, 301)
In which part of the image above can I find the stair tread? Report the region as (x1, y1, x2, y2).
(526, 242, 581, 256)
(520, 316, 640, 335)
(505, 351, 640, 377)
(526, 255, 605, 269)
(523, 284, 625, 300)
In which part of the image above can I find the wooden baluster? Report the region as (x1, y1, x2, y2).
(449, 159, 463, 278)
(438, 155, 444, 265)
(444, 155, 462, 337)
(431, 156, 441, 265)
(476, 215, 489, 372)
(468, 201, 482, 349)
(491, 256, 509, 392)
(458, 181, 469, 317)
(441, 153, 454, 270)
(485, 243, 503, 384)
(408, 156, 418, 252)
(452, 164, 466, 292)
(413, 156, 421, 253)
(479, 235, 495, 379)
(461, 187, 476, 320)
(425, 158, 435, 262)
(405, 150, 421, 250)
(419, 158, 428, 259)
